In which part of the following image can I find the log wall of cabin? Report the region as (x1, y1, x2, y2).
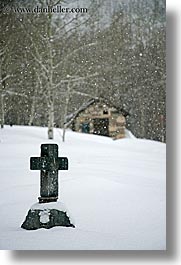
(74, 102, 126, 139)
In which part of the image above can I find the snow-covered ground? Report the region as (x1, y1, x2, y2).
(0, 126, 166, 250)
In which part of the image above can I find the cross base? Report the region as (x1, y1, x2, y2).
(21, 202, 75, 230)
(38, 196, 58, 203)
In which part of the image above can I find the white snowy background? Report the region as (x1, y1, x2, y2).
(0, 126, 166, 250)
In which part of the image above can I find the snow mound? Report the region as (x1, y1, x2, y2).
(0, 125, 166, 250)
(125, 128, 136, 139)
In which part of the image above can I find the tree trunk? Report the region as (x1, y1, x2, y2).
(62, 124, 66, 142)
(141, 107, 145, 138)
(0, 93, 4, 129)
(28, 94, 36, 126)
(48, 100, 54, 139)
(62, 81, 71, 142)
(47, 12, 54, 140)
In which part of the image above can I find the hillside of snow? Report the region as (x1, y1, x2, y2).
(0, 126, 166, 250)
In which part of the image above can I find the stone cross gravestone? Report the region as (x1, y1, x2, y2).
(30, 144, 68, 203)
(21, 144, 75, 230)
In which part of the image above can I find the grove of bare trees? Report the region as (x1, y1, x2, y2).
(0, 0, 166, 142)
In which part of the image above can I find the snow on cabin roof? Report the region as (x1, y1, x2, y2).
(65, 98, 129, 126)
(74, 98, 130, 117)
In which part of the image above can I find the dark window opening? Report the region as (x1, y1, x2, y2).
(81, 123, 90, 133)
(93, 118, 109, 136)
(103, 110, 108, 115)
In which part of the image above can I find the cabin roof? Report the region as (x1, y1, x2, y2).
(76, 98, 130, 117)
(65, 98, 129, 125)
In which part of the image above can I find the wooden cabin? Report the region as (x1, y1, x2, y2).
(70, 99, 128, 139)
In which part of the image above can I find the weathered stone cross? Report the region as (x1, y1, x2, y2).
(30, 144, 68, 203)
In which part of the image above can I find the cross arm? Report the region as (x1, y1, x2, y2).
(30, 157, 68, 171)
(30, 157, 48, 170)
(57, 157, 68, 170)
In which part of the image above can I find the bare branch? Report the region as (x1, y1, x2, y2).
(0, 74, 12, 84)
(71, 90, 95, 98)
(30, 50, 49, 75)
(2, 90, 28, 98)
(53, 42, 97, 70)
(19, 22, 49, 75)
(52, 73, 98, 89)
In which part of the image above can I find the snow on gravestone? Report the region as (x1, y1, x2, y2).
(21, 144, 75, 230)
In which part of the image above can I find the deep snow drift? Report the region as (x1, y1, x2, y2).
(0, 126, 166, 250)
